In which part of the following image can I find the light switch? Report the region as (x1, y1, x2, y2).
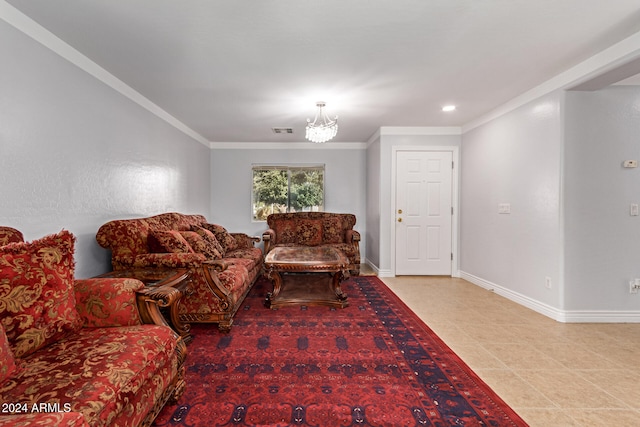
(631, 204, 639, 216)
(498, 203, 511, 214)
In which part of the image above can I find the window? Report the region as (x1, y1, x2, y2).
(252, 165, 324, 221)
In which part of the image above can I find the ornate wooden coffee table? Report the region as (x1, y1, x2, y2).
(95, 268, 193, 343)
(264, 246, 350, 309)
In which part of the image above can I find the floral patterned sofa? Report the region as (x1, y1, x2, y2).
(262, 212, 361, 275)
(96, 212, 263, 331)
(0, 228, 186, 427)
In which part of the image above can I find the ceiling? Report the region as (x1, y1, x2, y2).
(6, 0, 640, 143)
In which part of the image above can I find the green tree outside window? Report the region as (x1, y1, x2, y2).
(252, 165, 324, 221)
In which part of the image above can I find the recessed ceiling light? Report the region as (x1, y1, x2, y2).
(442, 105, 456, 112)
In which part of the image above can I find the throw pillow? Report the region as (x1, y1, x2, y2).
(272, 219, 296, 244)
(190, 226, 225, 258)
(201, 223, 239, 253)
(180, 231, 223, 260)
(296, 219, 323, 246)
(0, 227, 23, 246)
(0, 230, 82, 358)
(0, 323, 17, 382)
(147, 230, 195, 254)
(323, 216, 344, 243)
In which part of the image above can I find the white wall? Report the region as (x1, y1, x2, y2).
(209, 145, 367, 252)
(565, 86, 640, 313)
(460, 92, 564, 313)
(365, 136, 381, 268)
(0, 20, 211, 278)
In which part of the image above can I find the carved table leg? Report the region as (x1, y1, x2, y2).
(264, 269, 283, 308)
(217, 319, 233, 333)
(331, 272, 348, 303)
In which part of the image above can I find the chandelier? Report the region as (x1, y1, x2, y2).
(305, 102, 338, 143)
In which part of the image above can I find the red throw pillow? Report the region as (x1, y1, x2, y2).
(200, 224, 238, 253)
(296, 219, 323, 246)
(180, 231, 223, 260)
(0, 227, 23, 246)
(190, 226, 225, 259)
(0, 230, 82, 358)
(273, 219, 296, 244)
(0, 323, 17, 382)
(148, 230, 195, 254)
(323, 216, 344, 243)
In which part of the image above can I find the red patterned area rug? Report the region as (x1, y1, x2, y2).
(154, 276, 528, 426)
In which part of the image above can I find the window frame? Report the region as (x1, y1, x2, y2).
(251, 164, 325, 222)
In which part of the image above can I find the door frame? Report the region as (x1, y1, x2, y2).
(390, 146, 460, 277)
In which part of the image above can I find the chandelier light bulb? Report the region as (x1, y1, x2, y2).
(305, 102, 338, 143)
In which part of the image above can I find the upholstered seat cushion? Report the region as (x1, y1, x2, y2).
(225, 247, 263, 271)
(1, 324, 178, 427)
(0, 412, 89, 427)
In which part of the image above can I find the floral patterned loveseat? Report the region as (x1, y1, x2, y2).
(0, 228, 186, 427)
(96, 212, 263, 331)
(262, 212, 361, 275)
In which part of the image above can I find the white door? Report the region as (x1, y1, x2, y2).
(396, 151, 453, 275)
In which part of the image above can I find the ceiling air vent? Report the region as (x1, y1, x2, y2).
(272, 127, 293, 134)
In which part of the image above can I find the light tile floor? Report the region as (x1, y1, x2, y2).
(376, 274, 640, 427)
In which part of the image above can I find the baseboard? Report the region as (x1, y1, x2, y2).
(459, 271, 565, 321)
(560, 311, 640, 323)
(459, 271, 640, 323)
(363, 259, 393, 277)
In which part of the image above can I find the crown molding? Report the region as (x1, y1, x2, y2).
(209, 141, 368, 150)
(462, 29, 640, 133)
(380, 126, 462, 135)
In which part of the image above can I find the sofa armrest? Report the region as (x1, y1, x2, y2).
(346, 229, 361, 243)
(262, 229, 275, 253)
(199, 260, 232, 303)
(231, 233, 260, 249)
(136, 283, 186, 332)
(133, 252, 206, 268)
(203, 259, 230, 272)
(74, 278, 145, 327)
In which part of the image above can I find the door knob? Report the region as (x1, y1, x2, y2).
(398, 218, 402, 222)
(398, 209, 403, 214)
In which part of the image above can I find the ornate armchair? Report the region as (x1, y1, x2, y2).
(262, 212, 361, 275)
(0, 228, 186, 427)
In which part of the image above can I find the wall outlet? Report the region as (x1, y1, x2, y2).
(630, 279, 640, 294)
(623, 160, 638, 168)
(545, 276, 552, 289)
(498, 203, 511, 214)
(631, 204, 639, 216)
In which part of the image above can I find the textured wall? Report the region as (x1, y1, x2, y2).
(209, 146, 367, 254)
(0, 20, 211, 278)
(365, 137, 381, 268)
(565, 86, 640, 311)
(460, 92, 563, 309)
